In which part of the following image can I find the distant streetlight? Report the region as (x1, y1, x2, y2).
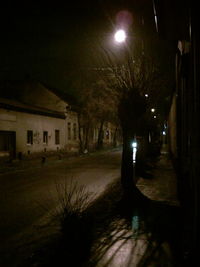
(151, 108, 155, 113)
(114, 29, 127, 43)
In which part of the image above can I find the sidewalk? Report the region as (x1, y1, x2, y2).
(0, 147, 121, 175)
(0, 153, 68, 174)
(137, 144, 180, 206)
(87, 145, 181, 267)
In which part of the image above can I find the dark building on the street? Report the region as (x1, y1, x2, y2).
(155, 0, 200, 264)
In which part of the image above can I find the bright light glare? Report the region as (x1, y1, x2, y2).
(133, 148, 137, 163)
(145, 94, 148, 98)
(163, 131, 166, 136)
(114, 29, 126, 43)
(151, 108, 155, 113)
(132, 142, 137, 148)
(132, 141, 137, 163)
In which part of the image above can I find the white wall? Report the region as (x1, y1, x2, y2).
(65, 111, 79, 152)
(0, 108, 66, 155)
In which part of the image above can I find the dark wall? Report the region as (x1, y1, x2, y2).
(167, 3, 200, 264)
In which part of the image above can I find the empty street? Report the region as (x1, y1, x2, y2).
(0, 149, 121, 266)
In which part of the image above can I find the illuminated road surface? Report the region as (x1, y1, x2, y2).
(0, 148, 179, 266)
(0, 149, 121, 266)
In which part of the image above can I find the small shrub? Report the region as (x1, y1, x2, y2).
(54, 179, 95, 229)
(53, 178, 96, 264)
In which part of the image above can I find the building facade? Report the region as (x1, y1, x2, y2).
(156, 1, 200, 263)
(0, 81, 120, 160)
(0, 97, 66, 159)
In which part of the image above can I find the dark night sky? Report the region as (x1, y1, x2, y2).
(0, 1, 174, 94)
(0, 1, 103, 85)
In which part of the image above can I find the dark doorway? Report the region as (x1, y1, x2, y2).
(0, 131, 16, 159)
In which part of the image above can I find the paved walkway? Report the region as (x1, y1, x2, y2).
(137, 145, 179, 206)
(0, 152, 90, 175)
(0, 153, 75, 175)
(0, 148, 121, 175)
(91, 145, 181, 267)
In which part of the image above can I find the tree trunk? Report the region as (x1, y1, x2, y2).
(121, 129, 148, 208)
(121, 130, 134, 191)
(113, 127, 118, 147)
(118, 91, 148, 203)
(84, 123, 90, 152)
(97, 119, 104, 150)
(78, 114, 83, 153)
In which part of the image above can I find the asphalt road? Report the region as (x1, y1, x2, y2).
(0, 149, 121, 266)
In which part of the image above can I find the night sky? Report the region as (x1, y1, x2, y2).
(0, 1, 174, 94)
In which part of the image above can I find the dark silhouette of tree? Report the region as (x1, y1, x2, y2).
(95, 46, 166, 201)
(64, 40, 170, 202)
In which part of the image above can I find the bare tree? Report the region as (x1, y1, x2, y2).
(71, 69, 119, 153)
(95, 47, 164, 201)
(67, 45, 166, 203)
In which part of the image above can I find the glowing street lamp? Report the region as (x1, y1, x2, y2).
(151, 108, 155, 113)
(114, 29, 127, 43)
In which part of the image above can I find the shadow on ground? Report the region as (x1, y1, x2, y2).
(27, 175, 182, 267)
(86, 183, 182, 267)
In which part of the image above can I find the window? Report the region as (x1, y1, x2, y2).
(43, 131, 48, 144)
(68, 122, 71, 140)
(55, 130, 60, 145)
(27, 130, 33, 145)
(73, 123, 77, 140)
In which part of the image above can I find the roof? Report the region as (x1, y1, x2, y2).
(0, 97, 66, 119)
(41, 82, 78, 106)
(0, 79, 79, 112)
